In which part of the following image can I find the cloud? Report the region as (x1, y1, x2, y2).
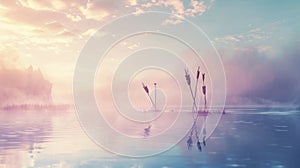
(215, 35, 240, 43)
(128, 0, 138, 6)
(0, 47, 52, 106)
(212, 20, 300, 105)
(78, 0, 138, 21)
(0, 0, 215, 105)
(79, 2, 110, 21)
(138, 0, 213, 25)
(185, 0, 207, 16)
(0, 46, 22, 69)
(18, 0, 67, 11)
(0, 0, 214, 45)
(66, 13, 82, 22)
(0, 2, 79, 47)
(0, 0, 129, 43)
(0, 1, 82, 39)
(32, 21, 66, 35)
(213, 21, 285, 46)
(221, 44, 300, 105)
(2, 4, 61, 26)
(214, 30, 268, 45)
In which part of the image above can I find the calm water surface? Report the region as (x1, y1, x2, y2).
(0, 107, 299, 168)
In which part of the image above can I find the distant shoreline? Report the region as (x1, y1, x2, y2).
(1, 104, 298, 112)
(0, 104, 72, 111)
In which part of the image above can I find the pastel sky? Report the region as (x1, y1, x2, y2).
(0, 0, 299, 105)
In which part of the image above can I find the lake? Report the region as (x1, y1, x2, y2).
(0, 106, 299, 168)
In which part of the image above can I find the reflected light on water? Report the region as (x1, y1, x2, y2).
(0, 107, 299, 167)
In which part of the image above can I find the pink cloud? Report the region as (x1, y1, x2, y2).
(79, 2, 110, 21)
(185, 0, 206, 17)
(18, 0, 66, 11)
(220, 44, 300, 105)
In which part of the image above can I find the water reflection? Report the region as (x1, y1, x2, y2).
(144, 124, 151, 137)
(200, 107, 300, 168)
(0, 107, 299, 167)
(186, 114, 208, 152)
(0, 110, 53, 167)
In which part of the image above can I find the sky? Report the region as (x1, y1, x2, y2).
(0, 0, 299, 106)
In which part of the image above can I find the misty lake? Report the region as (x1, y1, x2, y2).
(0, 106, 299, 168)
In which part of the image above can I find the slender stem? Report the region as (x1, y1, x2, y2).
(189, 85, 197, 113)
(193, 77, 199, 113)
(154, 83, 157, 112)
(194, 66, 200, 113)
(147, 93, 155, 109)
(204, 95, 207, 110)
